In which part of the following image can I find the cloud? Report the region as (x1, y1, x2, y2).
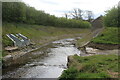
(40, 0, 59, 5)
(22, 0, 119, 18)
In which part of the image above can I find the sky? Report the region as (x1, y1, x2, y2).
(22, 0, 119, 19)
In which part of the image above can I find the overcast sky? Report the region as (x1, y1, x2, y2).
(22, 0, 119, 18)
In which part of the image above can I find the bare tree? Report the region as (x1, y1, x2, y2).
(78, 9, 84, 19)
(85, 10, 94, 22)
(64, 13, 68, 19)
(69, 8, 83, 20)
(64, 8, 94, 21)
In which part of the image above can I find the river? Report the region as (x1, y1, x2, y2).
(3, 38, 81, 78)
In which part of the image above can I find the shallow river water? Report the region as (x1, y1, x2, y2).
(3, 38, 81, 78)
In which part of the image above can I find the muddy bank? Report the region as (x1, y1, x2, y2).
(86, 42, 120, 50)
(77, 41, 119, 56)
(67, 55, 77, 68)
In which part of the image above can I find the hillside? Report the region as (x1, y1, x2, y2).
(91, 27, 119, 44)
(2, 22, 91, 56)
(2, 2, 91, 59)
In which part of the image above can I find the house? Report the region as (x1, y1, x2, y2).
(91, 16, 104, 30)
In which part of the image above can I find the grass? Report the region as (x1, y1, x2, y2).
(59, 54, 118, 79)
(2, 22, 90, 56)
(2, 22, 90, 46)
(91, 27, 119, 44)
(76, 28, 103, 47)
(76, 31, 93, 47)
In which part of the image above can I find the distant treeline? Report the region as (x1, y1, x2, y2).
(103, 6, 120, 27)
(2, 2, 91, 28)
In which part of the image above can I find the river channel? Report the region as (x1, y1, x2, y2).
(3, 38, 81, 78)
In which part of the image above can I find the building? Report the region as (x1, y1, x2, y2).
(91, 16, 104, 30)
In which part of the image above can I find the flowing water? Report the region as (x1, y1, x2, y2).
(3, 37, 118, 78)
(3, 38, 81, 78)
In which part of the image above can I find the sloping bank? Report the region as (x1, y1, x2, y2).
(59, 27, 119, 79)
(2, 22, 91, 67)
(87, 27, 120, 50)
(59, 54, 118, 79)
(76, 27, 120, 51)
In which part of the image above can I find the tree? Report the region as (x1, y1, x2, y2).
(64, 13, 68, 19)
(69, 8, 83, 20)
(103, 7, 118, 27)
(64, 8, 94, 21)
(118, 2, 120, 27)
(2, 2, 91, 28)
(85, 10, 94, 22)
(2, 2, 26, 22)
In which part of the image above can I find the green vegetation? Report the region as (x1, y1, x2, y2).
(76, 28, 103, 47)
(2, 2, 91, 57)
(76, 6, 119, 46)
(59, 54, 118, 79)
(2, 22, 90, 57)
(103, 7, 119, 27)
(2, 2, 91, 28)
(91, 6, 120, 44)
(92, 27, 119, 44)
(76, 31, 93, 47)
(2, 2, 91, 47)
(65, 6, 119, 79)
(3, 22, 90, 47)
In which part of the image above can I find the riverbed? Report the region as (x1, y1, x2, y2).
(2, 37, 118, 78)
(3, 38, 81, 78)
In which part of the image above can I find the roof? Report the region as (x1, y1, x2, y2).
(91, 15, 103, 23)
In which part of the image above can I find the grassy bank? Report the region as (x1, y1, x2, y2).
(91, 27, 119, 44)
(2, 22, 90, 55)
(76, 27, 119, 50)
(59, 54, 118, 79)
(76, 28, 103, 47)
